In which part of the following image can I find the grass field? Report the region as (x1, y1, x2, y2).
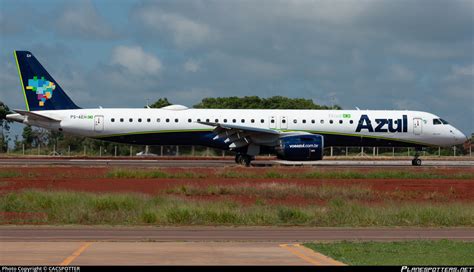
(106, 168, 474, 180)
(304, 240, 474, 265)
(1, 168, 472, 180)
(166, 183, 375, 200)
(1, 190, 473, 226)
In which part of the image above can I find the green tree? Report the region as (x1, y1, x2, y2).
(193, 96, 341, 109)
(149, 98, 172, 108)
(21, 125, 35, 148)
(0, 101, 12, 152)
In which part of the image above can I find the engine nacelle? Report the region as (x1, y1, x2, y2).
(276, 134, 324, 161)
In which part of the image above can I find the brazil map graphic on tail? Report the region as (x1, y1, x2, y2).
(26, 76, 56, 107)
(14, 50, 80, 111)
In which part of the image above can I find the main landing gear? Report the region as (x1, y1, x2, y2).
(411, 148, 422, 166)
(235, 153, 254, 167)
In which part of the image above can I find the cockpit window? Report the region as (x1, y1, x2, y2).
(440, 118, 449, 124)
(433, 119, 442, 125)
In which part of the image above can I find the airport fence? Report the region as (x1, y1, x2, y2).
(0, 144, 471, 158)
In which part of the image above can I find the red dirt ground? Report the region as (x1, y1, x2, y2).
(0, 166, 473, 205)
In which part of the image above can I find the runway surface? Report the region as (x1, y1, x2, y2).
(1, 226, 473, 242)
(0, 241, 344, 265)
(0, 158, 473, 167)
(3, 226, 472, 265)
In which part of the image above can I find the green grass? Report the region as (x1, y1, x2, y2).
(304, 240, 474, 265)
(219, 170, 474, 179)
(0, 171, 20, 178)
(0, 170, 38, 179)
(166, 183, 374, 200)
(105, 168, 474, 180)
(106, 169, 206, 179)
(1, 190, 473, 226)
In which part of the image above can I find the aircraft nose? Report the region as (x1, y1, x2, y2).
(453, 129, 467, 145)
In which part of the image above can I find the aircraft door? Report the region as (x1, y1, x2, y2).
(269, 116, 277, 129)
(280, 116, 288, 130)
(94, 115, 104, 132)
(413, 118, 422, 135)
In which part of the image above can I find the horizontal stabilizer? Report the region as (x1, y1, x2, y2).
(13, 109, 61, 122)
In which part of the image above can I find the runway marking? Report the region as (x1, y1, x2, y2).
(279, 244, 345, 266)
(60, 242, 92, 265)
(279, 244, 320, 265)
(294, 244, 345, 266)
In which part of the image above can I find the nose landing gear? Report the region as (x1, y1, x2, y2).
(411, 148, 422, 166)
(411, 157, 422, 166)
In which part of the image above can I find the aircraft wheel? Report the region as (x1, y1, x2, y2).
(243, 155, 252, 167)
(235, 154, 242, 164)
(411, 159, 422, 166)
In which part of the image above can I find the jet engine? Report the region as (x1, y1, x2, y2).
(276, 134, 324, 161)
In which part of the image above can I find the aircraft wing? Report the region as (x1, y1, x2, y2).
(198, 121, 310, 150)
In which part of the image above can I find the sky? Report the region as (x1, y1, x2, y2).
(0, 0, 473, 137)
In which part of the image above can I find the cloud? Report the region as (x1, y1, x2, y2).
(390, 42, 469, 59)
(111, 45, 162, 76)
(54, 0, 117, 40)
(132, 7, 212, 47)
(184, 59, 200, 73)
(388, 64, 415, 82)
(449, 65, 474, 79)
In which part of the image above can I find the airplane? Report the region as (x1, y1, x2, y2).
(6, 51, 468, 166)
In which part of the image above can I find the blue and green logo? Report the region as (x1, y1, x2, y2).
(26, 76, 55, 107)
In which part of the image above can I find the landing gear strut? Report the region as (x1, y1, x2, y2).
(411, 149, 422, 166)
(235, 153, 254, 167)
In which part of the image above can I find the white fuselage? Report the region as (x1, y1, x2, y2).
(17, 108, 467, 148)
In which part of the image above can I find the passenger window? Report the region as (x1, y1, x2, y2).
(350, 120, 353, 124)
(241, 119, 245, 123)
(111, 118, 115, 122)
(261, 119, 265, 123)
(293, 119, 297, 124)
(120, 118, 124, 122)
(329, 120, 333, 124)
(302, 120, 306, 124)
(232, 119, 236, 123)
(166, 118, 170, 123)
(197, 118, 201, 122)
(157, 118, 160, 123)
(206, 119, 210, 122)
(188, 119, 192, 123)
(339, 120, 343, 124)
(175, 118, 179, 123)
(138, 118, 142, 122)
(311, 120, 315, 124)
(320, 120, 324, 124)
(271, 119, 275, 123)
(147, 118, 151, 122)
(129, 118, 133, 122)
(251, 119, 255, 123)
(224, 119, 228, 123)
(282, 119, 286, 124)
(215, 119, 219, 123)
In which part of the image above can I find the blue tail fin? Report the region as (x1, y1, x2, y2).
(14, 51, 80, 111)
